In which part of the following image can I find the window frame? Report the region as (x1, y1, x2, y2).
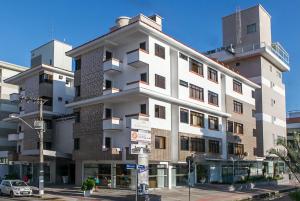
(180, 108, 189, 124)
(155, 136, 166, 149)
(180, 136, 189, 151)
(155, 105, 166, 119)
(189, 58, 203, 76)
(233, 100, 243, 114)
(209, 140, 220, 154)
(155, 43, 165, 59)
(189, 84, 204, 101)
(208, 91, 219, 106)
(191, 138, 205, 152)
(207, 67, 218, 83)
(233, 80, 243, 94)
(247, 23, 256, 34)
(208, 116, 219, 130)
(155, 74, 166, 89)
(234, 122, 244, 134)
(190, 111, 205, 128)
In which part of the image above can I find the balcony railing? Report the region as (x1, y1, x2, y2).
(103, 58, 122, 74)
(8, 134, 19, 141)
(127, 48, 149, 68)
(103, 87, 120, 96)
(125, 113, 150, 130)
(124, 80, 149, 91)
(103, 117, 123, 131)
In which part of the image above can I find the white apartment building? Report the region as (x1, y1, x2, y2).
(66, 14, 259, 188)
(0, 61, 26, 178)
(5, 40, 75, 184)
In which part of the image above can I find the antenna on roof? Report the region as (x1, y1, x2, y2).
(235, 6, 242, 46)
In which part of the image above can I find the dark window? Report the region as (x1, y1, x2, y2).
(75, 86, 80, 97)
(233, 101, 243, 114)
(58, 97, 63, 102)
(18, 145, 21, 153)
(18, 126, 22, 132)
(227, 121, 234, 133)
(75, 58, 81, 71)
(233, 80, 242, 94)
(155, 105, 166, 119)
(208, 91, 218, 106)
(208, 67, 218, 83)
(39, 73, 53, 83)
(180, 136, 189, 151)
(228, 143, 244, 155)
(74, 112, 80, 123)
(191, 138, 205, 152)
(179, 80, 188, 87)
(180, 108, 189, 124)
(190, 111, 204, 127)
(179, 52, 188, 60)
(155, 74, 166, 89)
(105, 80, 112, 89)
(105, 137, 111, 149)
(234, 122, 244, 134)
(208, 116, 219, 130)
(247, 23, 256, 34)
(105, 51, 112, 60)
(74, 138, 80, 150)
(189, 84, 204, 101)
(59, 75, 63, 79)
(105, 108, 112, 119)
(44, 119, 52, 129)
(189, 58, 203, 76)
(209, 140, 220, 153)
(155, 136, 166, 149)
(155, 44, 165, 59)
(140, 104, 147, 115)
(140, 73, 148, 83)
(41, 96, 52, 107)
(252, 110, 256, 118)
(252, 90, 255, 98)
(140, 42, 146, 51)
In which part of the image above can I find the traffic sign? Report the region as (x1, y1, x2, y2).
(138, 165, 145, 170)
(126, 164, 136, 169)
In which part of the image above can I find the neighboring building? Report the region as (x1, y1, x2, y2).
(5, 40, 75, 184)
(286, 111, 300, 147)
(205, 5, 289, 158)
(0, 61, 26, 178)
(66, 14, 259, 188)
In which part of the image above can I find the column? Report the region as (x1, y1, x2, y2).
(111, 163, 116, 188)
(168, 165, 172, 189)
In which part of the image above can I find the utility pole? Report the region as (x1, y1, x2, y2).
(188, 159, 191, 201)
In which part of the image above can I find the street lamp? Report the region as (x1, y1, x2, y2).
(10, 95, 47, 197)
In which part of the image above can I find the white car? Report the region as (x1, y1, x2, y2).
(0, 180, 32, 197)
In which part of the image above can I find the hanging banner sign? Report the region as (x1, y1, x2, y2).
(131, 130, 151, 143)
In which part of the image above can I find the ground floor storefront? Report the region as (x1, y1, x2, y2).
(79, 159, 285, 189)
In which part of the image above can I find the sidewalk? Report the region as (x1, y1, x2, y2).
(38, 183, 299, 201)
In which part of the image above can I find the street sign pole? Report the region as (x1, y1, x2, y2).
(188, 159, 191, 201)
(136, 164, 138, 201)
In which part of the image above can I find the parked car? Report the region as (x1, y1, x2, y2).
(0, 180, 32, 197)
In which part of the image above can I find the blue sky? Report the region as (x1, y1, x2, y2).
(0, 0, 299, 111)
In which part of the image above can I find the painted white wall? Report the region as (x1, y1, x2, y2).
(54, 118, 74, 154)
(53, 40, 72, 71)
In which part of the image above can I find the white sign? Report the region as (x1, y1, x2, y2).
(131, 119, 150, 131)
(131, 130, 151, 143)
(130, 144, 151, 154)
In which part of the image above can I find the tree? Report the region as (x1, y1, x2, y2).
(268, 133, 300, 183)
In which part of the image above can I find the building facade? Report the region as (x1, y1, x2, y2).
(206, 5, 289, 158)
(5, 40, 75, 184)
(286, 111, 300, 147)
(0, 61, 26, 178)
(66, 14, 259, 188)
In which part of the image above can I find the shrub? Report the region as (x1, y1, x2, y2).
(289, 191, 300, 201)
(81, 178, 96, 191)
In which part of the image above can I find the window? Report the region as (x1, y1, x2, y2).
(180, 108, 189, 124)
(233, 101, 243, 114)
(140, 104, 147, 115)
(228, 143, 244, 155)
(227, 121, 234, 133)
(189, 84, 204, 101)
(75, 86, 80, 97)
(247, 23, 256, 34)
(252, 110, 256, 118)
(234, 122, 244, 134)
(208, 91, 218, 106)
(191, 138, 205, 152)
(276, 71, 282, 79)
(140, 42, 146, 51)
(207, 67, 218, 83)
(105, 137, 111, 149)
(105, 51, 112, 60)
(155, 136, 166, 149)
(233, 80, 242, 94)
(140, 73, 147, 83)
(155, 44, 165, 59)
(74, 112, 80, 123)
(179, 52, 188, 60)
(155, 74, 166, 89)
(189, 58, 203, 76)
(105, 80, 112, 89)
(180, 136, 189, 151)
(59, 75, 63, 80)
(208, 116, 219, 130)
(155, 105, 166, 119)
(74, 138, 80, 150)
(179, 80, 188, 87)
(58, 97, 63, 102)
(105, 108, 112, 119)
(271, 98, 276, 106)
(75, 58, 81, 71)
(41, 96, 52, 107)
(190, 111, 204, 127)
(39, 73, 53, 83)
(252, 90, 255, 98)
(18, 145, 21, 153)
(66, 79, 70, 86)
(209, 140, 220, 153)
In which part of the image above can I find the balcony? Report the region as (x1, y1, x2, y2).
(19, 132, 24, 140)
(125, 113, 150, 131)
(127, 48, 149, 68)
(103, 58, 122, 74)
(103, 117, 123, 131)
(124, 80, 149, 91)
(103, 87, 120, 96)
(10, 93, 20, 102)
(8, 134, 19, 141)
